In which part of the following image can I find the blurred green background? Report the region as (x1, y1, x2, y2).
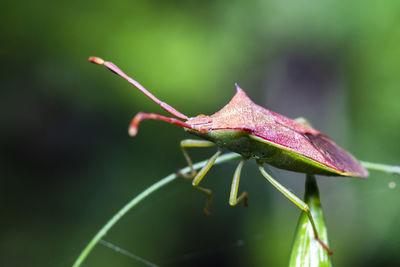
(2, 0, 400, 266)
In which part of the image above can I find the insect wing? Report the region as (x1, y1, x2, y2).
(252, 119, 368, 177)
(303, 133, 368, 177)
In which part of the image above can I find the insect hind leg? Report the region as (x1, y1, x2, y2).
(294, 117, 313, 127)
(258, 163, 332, 255)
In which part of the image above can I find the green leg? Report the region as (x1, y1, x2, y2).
(229, 158, 249, 207)
(179, 139, 216, 178)
(192, 149, 223, 215)
(294, 117, 313, 127)
(258, 163, 332, 255)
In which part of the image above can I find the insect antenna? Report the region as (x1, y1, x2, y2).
(89, 57, 188, 120)
(129, 112, 192, 136)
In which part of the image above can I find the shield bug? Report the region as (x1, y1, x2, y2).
(89, 56, 369, 255)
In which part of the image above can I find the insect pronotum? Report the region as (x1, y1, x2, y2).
(89, 56, 369, 255)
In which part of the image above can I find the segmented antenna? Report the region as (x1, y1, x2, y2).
(89, 57, 188, 120)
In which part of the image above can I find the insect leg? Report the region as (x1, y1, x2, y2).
(192, 149, 223, 215)
(229, 158, 249, 207)
(294, 117, 313, 127)
(258, 163, 333, 255)
(179, 139, 216, 178)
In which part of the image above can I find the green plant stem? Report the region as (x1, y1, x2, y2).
(361, 161, 400, 175)
(289, 175, 331, 267)
(72, 152, 241, 267)
(73, 153, 399, 267)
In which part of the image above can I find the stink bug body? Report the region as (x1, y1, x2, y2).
(89, 56, 368, 255)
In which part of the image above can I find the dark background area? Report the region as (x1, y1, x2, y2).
(1, 1, 400, 266)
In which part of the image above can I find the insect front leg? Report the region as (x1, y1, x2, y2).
(192, 149, 223, 215)
(179, 139, 216, 178)
(229, 158, 249, 207)
(257, 163, 333, 255)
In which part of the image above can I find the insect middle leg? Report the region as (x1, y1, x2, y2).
(229, 158, 249, 207)
(257, 163, 333, 255)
